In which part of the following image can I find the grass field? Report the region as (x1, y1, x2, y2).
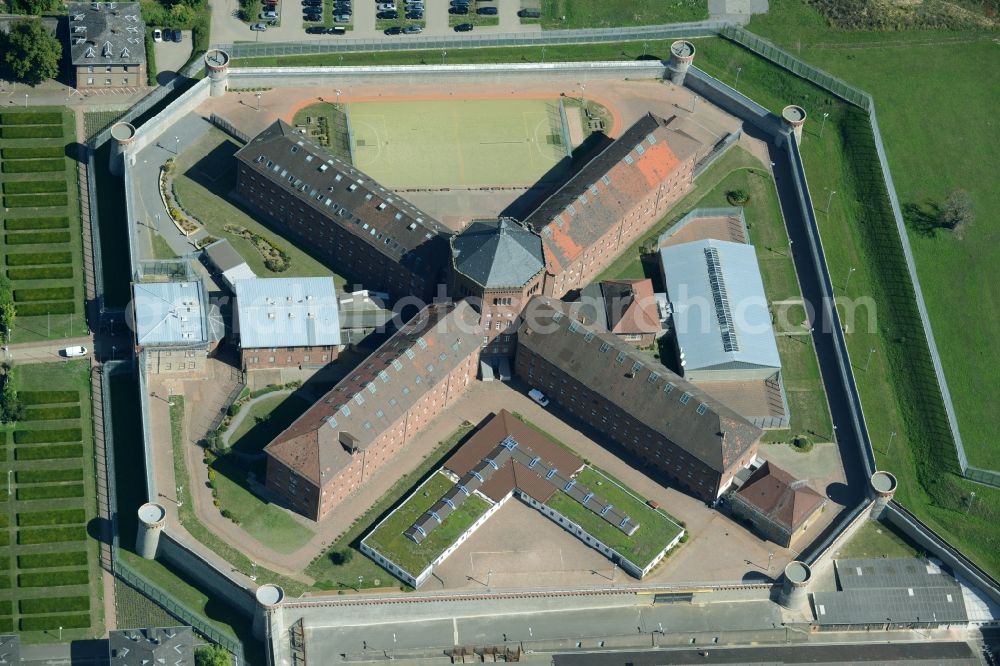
(538, 0, 706, 28)
(0, 108, 88, 342)
(0, 360, 101, 641)
(834, 520, 919, 561)
(348, 99, 571, 188)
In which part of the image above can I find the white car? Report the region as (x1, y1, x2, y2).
(152, 28, 163, 42)
(62, 346, 88, 357)
(528, 388, 549, 407)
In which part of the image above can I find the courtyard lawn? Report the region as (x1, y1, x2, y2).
(170, 127, 346, 285)
(545, 466, 682, 570)
(834, 520, 920, 561)
(363, 471, 490, 578)
(0, 360, 101, 641)
(226, 392, 313, 456)
(0, 108, 88, 342)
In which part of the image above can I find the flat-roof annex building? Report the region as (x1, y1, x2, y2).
(132, 277, 222, 375)
(67, 2, 146, 90)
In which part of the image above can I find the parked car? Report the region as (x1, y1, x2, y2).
(405, 1, 423, 8)
(302, 0, 322, 5)
(62, 346, 88, 358)
(152, 28, 163, 42)
(171, 28, 183, 42)
(259, 9, 277, 18)
(328, 25, 347, 33)
(448, 6, 468, 13)
(405, 10, 422, 18)
(376, 2, 394, 9)
(376, 10, 398, 18)
(383, 25, 402, 34)
(528, 388, 549, 407)
(303, 12, 323, 20)
(250, 22, 268, 30)
(477, 5, 497, 13)
(305, 25, 326, 32)
(450, 0, 469, 5)
(334, 13, 351, 21)
(402, 24, 422, 33)
(517, 8, 540, 17)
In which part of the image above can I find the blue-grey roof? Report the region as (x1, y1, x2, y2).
(235, 277, 341, 349)
(659, 239, 780, 373)
(451, 218, 544, 289)
(133, 281, 209, 347)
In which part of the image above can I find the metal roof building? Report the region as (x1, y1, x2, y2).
(108, 626, 193, 666)
(234, 277, 341, 349)
(133, 280, 212, 347)
(660, 238, 780, 381)
(203, 239, 255, 290)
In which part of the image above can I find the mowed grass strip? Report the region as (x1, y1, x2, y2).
(1, 111, 63, 125)
(17, 468, 83, 484)
(16, 302, 75, 315)
(22, 405, 81, 421)
(5, 216, 70, 230)
(364, 470, 490, 576)
(14, 287, 74, 303)
(19, 597, 90, 614)
(3, 194, 68, 208)
(16, 483, 84, 500)
(20, 614, 90, 631)
(7, 266, 74, 280)
(6, 231, 71, 245)
(5, 252, 72, 266)
(0, 125, 63, 139)
(1, 146, 64, 159)
(1, 159, 64, 173)
(18, 391, 79, 405)
(15, 444, 83, 460)
(18, 551, 88, 569)
(17, 509, 86, 527)
(3, 180, 67, 195)
(18, 525, 86, 544)
(14, 428, 81, 443)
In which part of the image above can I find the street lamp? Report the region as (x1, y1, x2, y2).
(111, 345, 116, 361)
(734, 65, 742, 89)
(441, 50, 447, 64)
(967, 491, 976, 514)
(250, 561, 257, 582)
(167, 386, 175, 406)
(357, 575, 363, 590)
(825, 189, 837, 213)
(176, 485, 183, 507)
(820, 111, 830, 137)
(690, 94, 699, 114)
(767, 552, 774, 571)
(335, 88, 342, 107)
(864, 347, 876, 371)
(7, 469, 11, 496)
(24, 94, 28, 108)
(255, 92, 262, 112)
(845, 266, 856, 292)
(887, 430, 897, 455)
(541, 46, 546, 63)
(174, 136, 179, 154)
(486, 569, 493, 588)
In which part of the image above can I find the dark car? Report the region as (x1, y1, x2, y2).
(517, 8, 540, 17)
(383, 25, 402, 34)
(448, 6, 468, 13)
(454, 22, 473, 31)
(171, 28, 183, 42)
(303, 12, 323, 20)
(477, 5, 497, 13)
(405, 10, 422, 18)
(305, 25, 327, 32)
(328, 25, 347, 33)
(302, 0, 322, 5)
(450, 0, 468, 5)
(376, 9, 398, 18)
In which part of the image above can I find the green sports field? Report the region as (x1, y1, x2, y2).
(347, 99, 571, 188)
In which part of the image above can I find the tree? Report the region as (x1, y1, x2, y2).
(194, 644, 231, 666)
(1, 19, 62, 84)
(939, 189, 975, 237)
(0, 276, 13, 343)
(8, 0, 59, 15)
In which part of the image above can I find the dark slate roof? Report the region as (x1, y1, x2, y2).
(68, 2, 146, 66)
(517, 296, 761, 473)
(813, 587, 968, 626)
(203, 238, 247, 273)
(235, 120, 451, 277)
(265, 301, 482, 485)
(522, 113, 704, 274)
(108, 626, 193, 666)
(732, 460, 825, 532)
(450, 218, 544, 289)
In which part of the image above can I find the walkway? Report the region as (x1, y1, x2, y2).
(4, 336, 94, 364)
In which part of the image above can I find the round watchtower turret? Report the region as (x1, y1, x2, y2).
(204, 49, 231, 97)
(666, 40, 696, 86)
(253, 584, 285, 640)
(869, 470, 898, 519)
(135, 502, 166, 560)
(108, 122, 136, 177)
(782, 105, 807, 146)
(777, 560, 811, 609)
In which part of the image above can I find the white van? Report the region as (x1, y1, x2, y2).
(528, 388, 549, 407)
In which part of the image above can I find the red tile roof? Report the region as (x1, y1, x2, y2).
(734, 461, 825, 532)
(601, 279, 661, 336)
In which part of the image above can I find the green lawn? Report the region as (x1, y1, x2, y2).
(834, 519, 920, 560)
(291, 103, 353, 163)
(546, 466, 682, 569)
(539, 0, 706, 28)
(226, 392, 313, 455)
(363, 471, 490, 577)
(171, 127, 346, 285)
(0, 360, 102, 641)
(0, 108, 88, 342)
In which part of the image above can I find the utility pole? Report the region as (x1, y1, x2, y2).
(255, 92, 262, 111)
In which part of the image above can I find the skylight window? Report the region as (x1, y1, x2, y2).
(696, 403, 708, 415)
(615, 351, 626, 364)
(679, 392, 692, 405)
(647, 371, 659, 384)
(623, 154, 634, 165)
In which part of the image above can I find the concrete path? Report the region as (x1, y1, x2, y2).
(4, 336, 94, 364)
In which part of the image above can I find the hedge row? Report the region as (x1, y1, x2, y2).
(17, 509, 86, 526)
(19, 570, 89, 587)
(17, 526, 86, 545)
(17, 468, 83, 483)
(1, 159, 64, 173)
(15, 444, 83, 461)
(6, 231, 72, 245)
(5, 216, 69, 230)
(7, 266, 74, 280)
(3, 194, 68, 208)
(20, 596, 90, 614)
(19, 391, 79, 405)
(0, 125, 63, 139)
(20, 614, 90, 631)
(14, 428, 81, 443)
(3, 180, 67, 195)
(14, 287, 74, 303)
(16, 302, 75, 316)
(0, 111, 62, 125)
(1, 146, 64, 159)
(16, 483, 84, 500)
(0, 600, 10, 615)
(18, 551, 88, 569)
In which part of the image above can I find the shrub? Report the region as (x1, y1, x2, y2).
(329, 548, 354, 565)
(3, 194, 68, 208)
(5, 216, 69, 231)
(0, 125, 63, 139)
(15, 444, 83, 460)
(18, 391, 78, 405)
(1, 146, 64, 159)
(17, 468, 82, 483)
(16, 483, 84, 500)
(17, 302, 75, 315)
(3, 180, 67, 195)
(18, 551, 88, 568)
(6, 252, 71, 266)
(22, 405, 81, 421)
(20, 597, 89, 614)
(14, 428, 80, 443)
(220, 508, 240, 525)
(726, 188, 751, 205)
(17, 526, 86, 544)
(0, 111, 62, 125)
(1, 159, 64, 173)
(19, 570, 89, 587)
(19, 614, 90, 631)
(6, 231, 71, 244)
(227, 401, 241, 417)
(14, 287, 74, 302)
(17, 509, 86, 526)
(7, 266, 74, 280)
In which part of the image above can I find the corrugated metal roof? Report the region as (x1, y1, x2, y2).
(835, 558, 961, 591)
(660, 239, 780, 373)
(235, 277, 341, 349)
(813, 587, 968, 626)
(133, 281, 208, 346)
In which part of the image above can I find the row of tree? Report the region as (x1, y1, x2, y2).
(0, 19, 62, 85)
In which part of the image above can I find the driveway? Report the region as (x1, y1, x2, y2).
(152, 30, 194, 83)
